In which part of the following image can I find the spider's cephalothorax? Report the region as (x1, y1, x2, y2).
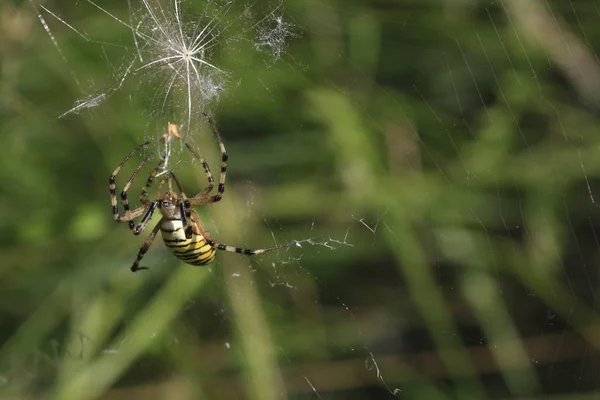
(155, 191, 216, 267)
(109, 118, 294, 272)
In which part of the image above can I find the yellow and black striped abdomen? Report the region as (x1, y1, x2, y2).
(160, 219, 216, 266)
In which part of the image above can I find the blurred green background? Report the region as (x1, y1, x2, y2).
(2, 0, 600, 398)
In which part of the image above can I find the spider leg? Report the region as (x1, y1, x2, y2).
(131, 201, 159, 235)
(109, 142, 157, 233)
(155, 174, 170, 196)
(186, 114, 228, 206)
(184, 143, 215, 197)
(190, 209, 296, 257)
(207, 115, 227, 203)
(213, 241, 296, 256)
(120, 152, 155, 223)
(139, 157, 167, 205)
(109, 142, 150, 222)
(130, 219, 163, 272)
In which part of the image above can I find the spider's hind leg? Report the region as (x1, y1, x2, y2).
(211, 240, 297, 257)
(191, 209, 296, 258)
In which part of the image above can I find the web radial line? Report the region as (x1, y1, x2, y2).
(455, 38, 493, 124)
(188, 1, 233, 52)
(189, 59, 204, 103)
(141, 0, 176, 48)
(191, 6, 247, 56)
(136, 55, 182, 72)
(188, 2, 241, 55)
(486, 8, 520, 86)
(190, 57, 203, 83)
(39, 4, 128, 50)
(141, 0, 168, 39)
(29, 0, 82, 89)
(190, 27, 226, 57)
(116, 58, 137, 89)
(156, 0, 185, 50)
(83, 0, 158, 46)
(59, 93, 107, 118)
(193, 4, 248, 54)
(132, 29, 161, 47)
(39, 5, 89, 41)
(187, 62, 192, 133)
(127, 0, 144, 62)
(189, 5, 245, 57)
(473, 26, 530, 153)
(190, 33, 217, 57)
(166, 60, 186, 80)
(174, 0, 187, 52)
(189, 9, 227, 54)
(159, 65, 183, 118)
(192, 40, 222, 57)
(189, 56, 224, 73)
(246, 0, 284, 32)
(498, 0, 543, 93)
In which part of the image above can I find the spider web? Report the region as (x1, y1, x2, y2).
(28, 0, 295, 168)
(5, 0, 600, 398)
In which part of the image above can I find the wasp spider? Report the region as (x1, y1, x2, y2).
(109, 118, 294, 272)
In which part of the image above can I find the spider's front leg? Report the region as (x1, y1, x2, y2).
(138, 157, 167, 206)
(130, 221, 162, 272)
(131, 201, 159, 235)
(185, 115, 228, 206)
(108, 142, 156, 234)
(206, 115, 228, 203)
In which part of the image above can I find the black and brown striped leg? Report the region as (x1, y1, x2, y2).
(207, 115, 228, 203)
(184, 143, 214, 196)
(155, 173, 170, 195)
(212, 241, 296, 256)
(139, 158, 167, 205)
(188, 115, 228, 205)
(183, 198, 193, 239)
(131, 201, 159, 235)
(130, 220, 162, 272)
(109, 142, 150, 222)
(119, 152, 156, 233)
(109, 142, 156, 233)
(191, 210, 296, 257)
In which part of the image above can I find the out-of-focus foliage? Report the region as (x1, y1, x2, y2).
(2, 0, 600, 399)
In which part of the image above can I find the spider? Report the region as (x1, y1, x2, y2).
(109, 118, 295, 272)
